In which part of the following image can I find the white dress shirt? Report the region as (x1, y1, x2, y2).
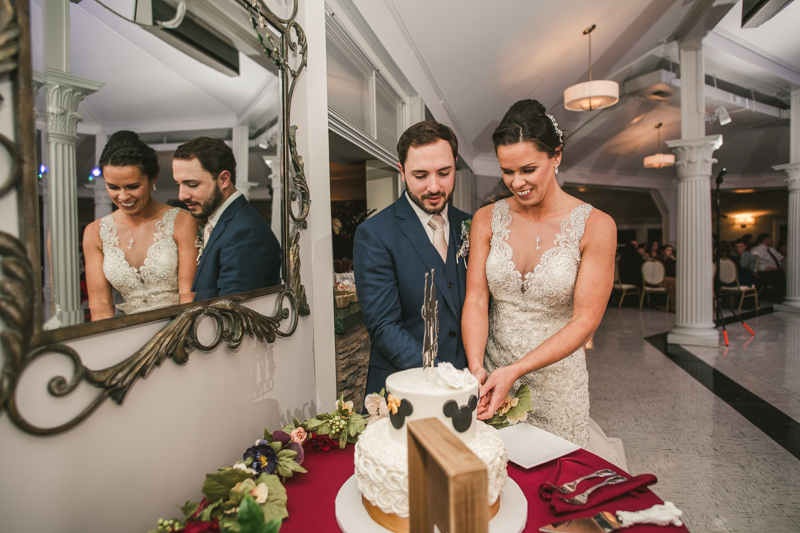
(205, 190, 242, 246)
(406, 192, 450, 246)
(750, 243, 783, 271)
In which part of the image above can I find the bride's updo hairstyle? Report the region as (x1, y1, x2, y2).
(492, 99, 565, 159)
(99, 130, 159, 181)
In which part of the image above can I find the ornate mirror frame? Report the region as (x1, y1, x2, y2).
(0, 0, 310, 435)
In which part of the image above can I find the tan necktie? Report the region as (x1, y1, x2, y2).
(428, 214, 447, 263)
(203, 222, 214, 248)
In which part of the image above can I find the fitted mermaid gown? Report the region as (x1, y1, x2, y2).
(483, 199, 626, 470)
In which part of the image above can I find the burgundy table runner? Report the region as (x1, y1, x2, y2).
(281, 445, 690, 532)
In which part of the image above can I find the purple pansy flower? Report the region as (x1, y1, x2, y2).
(243, 440, 277, 475)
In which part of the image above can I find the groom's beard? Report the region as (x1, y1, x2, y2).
(407, 188, 453, 215)
(189, 182, 224, 219)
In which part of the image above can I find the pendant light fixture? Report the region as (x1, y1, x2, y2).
(643, 123, 675, 169)
(563, 25, 619, 112)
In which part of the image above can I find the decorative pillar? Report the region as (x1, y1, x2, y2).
(666, 136, 723, 346)
(87, 177, 113, 220)
(34, 68, 103, 326)
(773, 88, 800, 313)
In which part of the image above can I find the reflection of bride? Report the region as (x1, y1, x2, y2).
(83, 131, 200, 321)
(464, 100, 626, 469)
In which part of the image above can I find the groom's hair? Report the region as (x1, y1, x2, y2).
(173, 137, 237, 184)
(397, 121, 458, 170)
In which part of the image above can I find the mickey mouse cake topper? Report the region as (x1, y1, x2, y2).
(421, 269, 439, 380)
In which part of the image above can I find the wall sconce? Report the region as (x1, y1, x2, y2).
(733, 214, 755, 227)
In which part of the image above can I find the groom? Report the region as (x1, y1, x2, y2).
(354, 121, 471, 396)
(173, 137, 282, 301)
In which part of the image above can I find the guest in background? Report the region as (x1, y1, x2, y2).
(716, 240, 732, 261)
(742, 233, 754, 250)
(637, 243, 648, 260)
(619, 242, 644, 289)
(778, 243, 787, 258)
(660, 244, 676, 312)
(648, 240, 660, 259)
(751, 233, 785, 302)
(728, 239, 758, 288)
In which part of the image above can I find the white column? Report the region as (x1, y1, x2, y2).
(773, 89, 800, 313)
(35, 69, 103, 326)
(87, 177, 113, 220)
(666, 136, 723, 346)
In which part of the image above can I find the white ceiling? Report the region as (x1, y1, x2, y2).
(383, 0, 799, 181)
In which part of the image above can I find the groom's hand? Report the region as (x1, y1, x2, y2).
(477, 365, 518, 420)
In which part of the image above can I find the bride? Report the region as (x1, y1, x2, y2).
(83, 131, 200, 321)
(463, 99, 625, 468)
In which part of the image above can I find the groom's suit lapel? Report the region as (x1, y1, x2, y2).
(196, 195, 246, 279)
(396, 195, 457, 316)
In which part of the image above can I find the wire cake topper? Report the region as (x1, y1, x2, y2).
(421, 269, 439, 377)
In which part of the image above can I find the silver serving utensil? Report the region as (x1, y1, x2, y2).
(548, 469, 617, 494)
(560, 475, 627, 505)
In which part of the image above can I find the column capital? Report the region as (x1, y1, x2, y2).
(33, 68, 104, 139)
(666, 135, 723, 180)
(773, 162, 800, 190)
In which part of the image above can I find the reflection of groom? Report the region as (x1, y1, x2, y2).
(173, 137, 281, 301)
(354, 121, 471, 396)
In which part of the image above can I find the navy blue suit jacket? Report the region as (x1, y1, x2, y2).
(192, 195, 282, 301)
(354, 194, 471, 397)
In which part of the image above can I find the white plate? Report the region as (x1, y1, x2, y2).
(498, 424, 580, 469)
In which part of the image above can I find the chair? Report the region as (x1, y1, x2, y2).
(718, 257, 758, 313)
(612, 263, 639, 308)
(639, 260, 669, 310)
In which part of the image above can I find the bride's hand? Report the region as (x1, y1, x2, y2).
(470, 367, 488, 385)
(477, 365, 518, 420)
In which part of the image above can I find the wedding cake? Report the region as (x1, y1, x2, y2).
(354, 364, 508, 530)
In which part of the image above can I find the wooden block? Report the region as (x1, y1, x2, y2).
(407, 418, 489, 533)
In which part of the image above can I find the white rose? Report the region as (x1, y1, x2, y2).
(364, 393, 389, 424)
(437, 362, 478, 389)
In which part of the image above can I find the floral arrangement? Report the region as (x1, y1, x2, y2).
(483, 384, 532, 429)
(149, 398, 368, 532)
(457, 219, 472, 266)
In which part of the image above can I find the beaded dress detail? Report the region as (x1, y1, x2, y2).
(484, 199, 594, 447)
(99, 208, 181, 315)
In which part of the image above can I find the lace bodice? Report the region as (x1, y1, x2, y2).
(484, 199, 593, 446)
(99, 208, 181, 315)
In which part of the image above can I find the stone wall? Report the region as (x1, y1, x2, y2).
(335, 321, 371, 411)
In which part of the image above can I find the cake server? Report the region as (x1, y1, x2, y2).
(539, 502, 683, 533)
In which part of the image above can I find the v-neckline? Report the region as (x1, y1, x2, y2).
(110, 211, 167, 276)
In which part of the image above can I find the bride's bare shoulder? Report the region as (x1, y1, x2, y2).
(583, 206, 616, 244)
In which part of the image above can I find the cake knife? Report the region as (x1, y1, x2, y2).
(539, 502, 683, 533)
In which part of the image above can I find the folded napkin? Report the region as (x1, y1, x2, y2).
(539, 458, 658, 515)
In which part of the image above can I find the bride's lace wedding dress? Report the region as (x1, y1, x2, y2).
(484, 199, 626, 469)
(99, 207, 181, 315)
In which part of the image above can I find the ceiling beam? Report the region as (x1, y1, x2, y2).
(669, 0, 737, 46)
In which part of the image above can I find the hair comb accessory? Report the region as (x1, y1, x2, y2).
(546, 114, 563, 144)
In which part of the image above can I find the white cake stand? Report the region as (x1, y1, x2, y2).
(335, 476, 528, 533)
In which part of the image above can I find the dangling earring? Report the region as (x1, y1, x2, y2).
(554, 166, 559, 176)
(152, 183, 157, 191)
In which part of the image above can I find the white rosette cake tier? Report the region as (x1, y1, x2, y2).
(354, 365, 508, 528)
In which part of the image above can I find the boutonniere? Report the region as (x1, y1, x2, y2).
(195, 225, 205, 264)
(457, 219, 472, 267)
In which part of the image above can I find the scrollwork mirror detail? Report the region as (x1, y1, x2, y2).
(0, 0, 310, 436)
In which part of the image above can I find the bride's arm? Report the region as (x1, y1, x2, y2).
(477, 209, 617, 419)
(174, 210, 201, 303)
(462, 205, 494, 385)
(83, 221, 115, 322)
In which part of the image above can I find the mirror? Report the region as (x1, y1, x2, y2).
(28, 0, 293, 330)
(0, 0, 310, 435)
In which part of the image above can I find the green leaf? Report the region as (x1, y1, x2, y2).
(203, 469, 254, 503)
(304, 418, 326, 430)
(505, 384, 532, 419)
(237, 495, 266, 533)
(293, 417, 302, 427)
(317, 412, 332, 421)
(199, 500, 221, 522)
(261, 517, 283, 533)
(338, 429, 348, 449)
(347, 414, 367, 437)
(263, 429, 273, 442)
(181, 500, 200, 518)
(281, 421, 296, 433)
(482, 414, 509, 430)
(276, 449, 297, 461)
(269, 441, 283, 453)
(255, 474, 289, 522)
(221, 515, 240, 533)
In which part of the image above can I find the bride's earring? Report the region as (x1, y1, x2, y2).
(152, 183, 157, 191)
(554, 166, 559, 175)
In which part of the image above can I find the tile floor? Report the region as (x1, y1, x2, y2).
(586, 307, 800, 533)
